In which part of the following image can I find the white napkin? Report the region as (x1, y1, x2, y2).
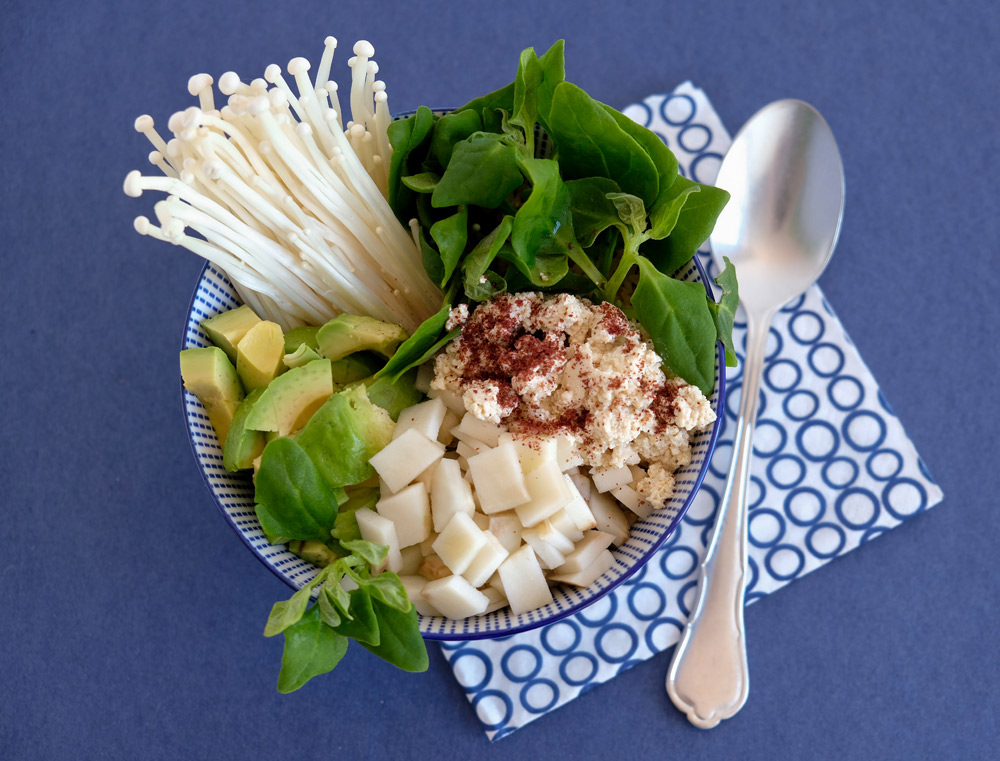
(439, 83, 944, 740)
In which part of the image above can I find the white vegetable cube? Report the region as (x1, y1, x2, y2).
(521, 527, 566, 570)
(498, 433, 558, 474)
(415, 363, 434, 394)
(437, 409, 461, 446)
(612, 484, 651, 518)
(463, 530, 510, 588)
(534, 519, 576, 555)
(488, 511, 524, 553)
(629, 464, 647, 484)
(422, 575, 490, 619)
(553, 433, 584, 471)
(369, 428, 445, 493)
(556, 530, 615, 574)
(454, 412, 504, 447)
(482, 585, 508, 614)
(498, 545, 553, 615)
(427, 386, 466, 414)
(550, 549, 615, 588)
(376, 482, 431, 548)
(548, 508, 585, 543)
(563, 476, 598, 532)
(413, 460, 438, 491)
(472, 511, 490, 531)
(430, 458, 476, 532)
(456, 438, 489, 461)
(588, 491, 630, 546)
(432, 512, 488, 575)
(591, 464, 633, 493)
(515, 458, 572, 527)
(568, 472, 592, 500)
(398, 545, 423, 576)
(468, 442, 530, 514)
(354, 508, 403, 573)
(399, 574, 441, 616)
(392, 397, 447, 442)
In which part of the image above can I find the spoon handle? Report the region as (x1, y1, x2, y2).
(666, 313, 771, 729)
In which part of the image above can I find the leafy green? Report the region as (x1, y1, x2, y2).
(386, 106, 436, 217)
(641, 175, 731, 274)
(375, 304, 451, 383)
(432, 134, 523, 210)
(339, 539, 389, 568)
(463, 217, 513, 301)
(358, 600, 429, 673)
(429, 206, 468, 286)
(276, 606, 349, 694)
(632, 256, 718, 394)
(255, 437, 345, 542)
(709, 256, 740, 366)
(400, 172, 440, 193)
(331, 586, 381, 646)
(430, 109, 482, 168)
(264, 572, 325, 637)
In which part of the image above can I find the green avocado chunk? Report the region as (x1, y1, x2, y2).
(179, 346, 244, 443)
(283, 343, 323, 369)
(283, 325, 320, 354)
(223, 387, 267, 472)
(361, 370, 423, 421)
(316, 314, 408, 362)
(236, 320, 285, 391)
(330, 352, 384, 384)
(200, 305, 262, 363)
(290, 540, 342, 568)
(244, 358, 336, 437)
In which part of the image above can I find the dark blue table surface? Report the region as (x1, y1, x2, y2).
(3, 1, 998, 758)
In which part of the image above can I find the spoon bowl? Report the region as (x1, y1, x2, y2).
(666, 99, 845, 729)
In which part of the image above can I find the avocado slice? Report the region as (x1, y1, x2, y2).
(244, 358, 336, 437)
(222, 387, 267, 471)
(201, 305, 262, 363)
(283, 325, 320, 354)
(236, 320, 285, 391)
(283, 343, 323, 369)
(330, 352, 383, 384)
(291, 540, 342, 568)
(179, 347, 244, 443)
(316, 314, 408, 362)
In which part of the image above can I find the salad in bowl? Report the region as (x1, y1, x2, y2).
(127, 36, 737, 693)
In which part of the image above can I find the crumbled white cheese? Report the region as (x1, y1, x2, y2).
(636, 462, 677, 506)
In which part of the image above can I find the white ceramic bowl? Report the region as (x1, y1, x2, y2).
(181, 255, 725, 640)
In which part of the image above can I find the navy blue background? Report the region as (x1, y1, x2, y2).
(2, 1, 997, 758)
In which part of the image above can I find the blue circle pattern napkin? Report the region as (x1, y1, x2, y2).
(438, 82, 945, 741)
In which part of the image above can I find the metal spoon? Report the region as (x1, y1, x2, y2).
(666, 99, 845, 729)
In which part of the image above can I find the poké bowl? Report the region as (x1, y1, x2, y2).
(182, 257, 725, 640)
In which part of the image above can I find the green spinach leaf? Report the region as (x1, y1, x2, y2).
(708, 256, 739, 367)
(255, 437, 343, 542)
(375, 304, 450, 382)
(429, 206, 468, 286)
(432, 134, 524, 210)
(566, 177, 622, 246)
(640, 175, 730, 274)
(358, 600, 429, 673)
(363, 369, 423, 421)
(361, 572, 412, 612)
(632, 256, 718, 394)
(430, 109, 483, 168)
(276, 606, 349, 694)
(387, 106, 436, 216)
(463, 216, 514, 301)
(331, 587, 380, 647)
(264, 572, 325, 637)
(400, 172, 440, 193)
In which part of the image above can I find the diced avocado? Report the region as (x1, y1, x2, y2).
(316, 314, 408, 362)
(283, 343, 323, 369)
(179, 347, 244, 443)
(223, 388, 267, 472)
(330, 352, 383, 384)
(236, 320, 285, 391)
(283, 325, 320, 354)
(201, 305, 262, 363)
(293, 540, 342, 567)
(244, 358, 335, 437)
(362, 369, 424, 421)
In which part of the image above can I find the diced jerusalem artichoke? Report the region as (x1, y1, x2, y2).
(418, 554, 451, 581)
(468, 442, 530, 514)
(568, 472, 592, 500)
(498, 433, 558, 474)
(354, 508, 403, 573)
(463, 531, 510, 588)
(488, 511, 523, 553)
(422, 575, 490, 619)
(549, 507, 585, 543)
(369, 428, 445, 493)
(591, 464, 633, 493)
(482, 585, 508, 614)
(550, 549, 615, 587)
(498, 545, 553, 615)
(553, 434, 584, 471)
(454, 413, 504, 447)
(555, 530, 615, 574)
(399, 575, 441, 616)
(611, 484, 652, 518)
(392, 397, 447, 442)
(515, 459, 573, 527)
(521, 527, 566, 570)
(398, 545, 423, 576)
(376, 482, 431, 548)
(588, 491, 630, 546)
(432, 512, 488, 575)
(430, 458, 476, 533)
(437, 409, 461, 446)
(427, 386, 465, 414)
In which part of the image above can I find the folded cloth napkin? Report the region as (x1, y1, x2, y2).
(439, 82, 945, 741)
